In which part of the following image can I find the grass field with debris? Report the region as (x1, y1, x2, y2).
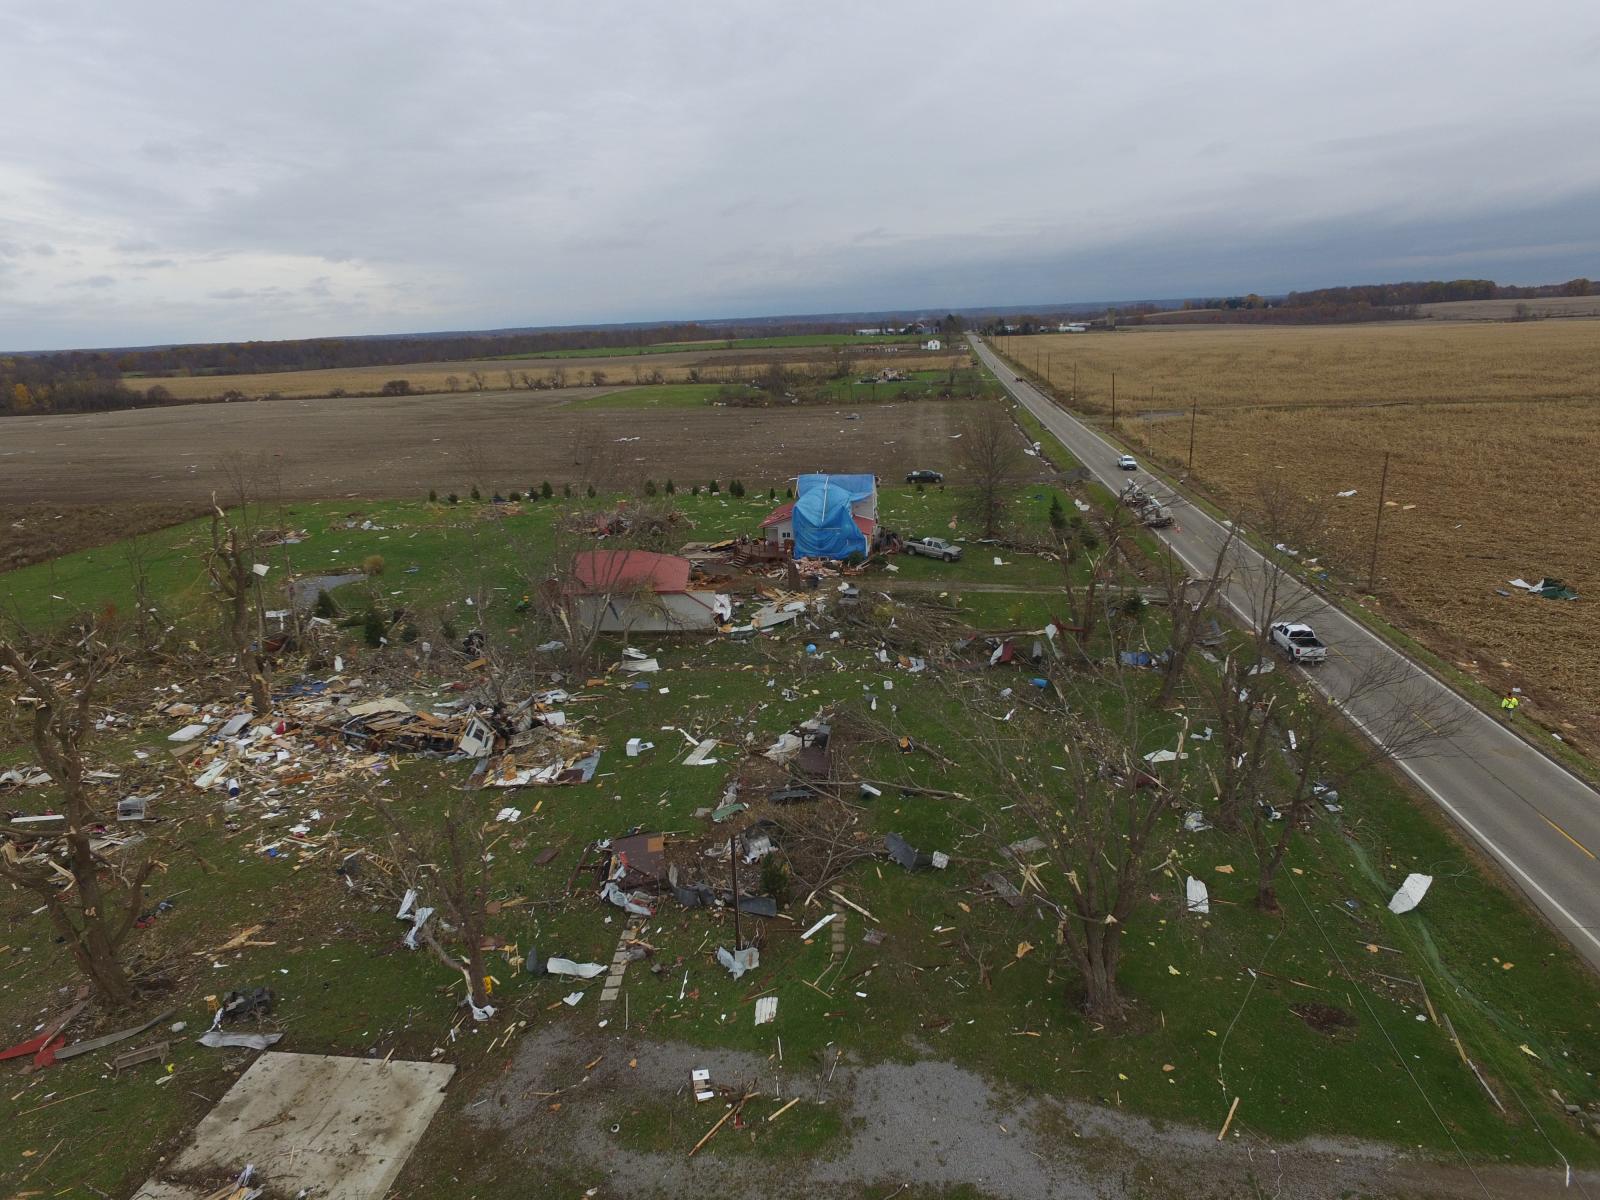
(996, 321, 1600, 757)
(1, 482, 1597, 1197)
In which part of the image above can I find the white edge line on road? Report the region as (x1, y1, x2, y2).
(1334, 700, 1600, 958)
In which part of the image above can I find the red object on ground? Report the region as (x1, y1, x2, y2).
(568, 550, 692, 595)
(0, 1031, 55, 1062)
(30, 1035, 66, 1069)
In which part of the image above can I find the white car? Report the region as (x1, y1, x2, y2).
(1117, 454, 1138, 471)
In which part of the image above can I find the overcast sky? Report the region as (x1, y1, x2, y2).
(3, 1, 1599, 351)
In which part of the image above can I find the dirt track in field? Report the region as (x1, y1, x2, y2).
(0, 388, 986, 505)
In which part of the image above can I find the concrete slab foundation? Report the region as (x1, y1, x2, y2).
(132, 1051, 454, 1199)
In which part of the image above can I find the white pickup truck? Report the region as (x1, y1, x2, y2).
(1270, 621, 1327, 664)
(905, 536, 963, 562)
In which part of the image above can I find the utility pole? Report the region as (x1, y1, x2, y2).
(730, 830, 742, 952)
(1187, 399, 1197, 470)
(1367, 452, 1390, 593)
(1110, 372, 1117, 428)
(1073, 361, 1078, 401)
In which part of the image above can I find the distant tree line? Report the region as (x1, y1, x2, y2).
(0, 318, 847, 417)
(1283, 277, 1593, 307)
(1161, 276, 1595, 325)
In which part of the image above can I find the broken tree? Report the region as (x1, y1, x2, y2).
(0, 630, 153, 1009)
(206, 504, 273, 713)
(968, 669, 1185, 1022)
(379, 802, 497, 1018)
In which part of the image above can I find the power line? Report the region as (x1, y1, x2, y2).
(1285, 869, 1494, 1198)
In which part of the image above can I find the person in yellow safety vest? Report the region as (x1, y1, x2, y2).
(1500, 693, 1521, 719)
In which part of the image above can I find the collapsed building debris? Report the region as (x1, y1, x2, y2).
(570, 501, 691, 541)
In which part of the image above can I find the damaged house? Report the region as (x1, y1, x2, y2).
(566, 550, 732, 634)
(760, 474, 879, 559)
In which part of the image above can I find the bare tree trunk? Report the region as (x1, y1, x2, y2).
(122, 531, 156, 653)
(958, 400, 1024, 538)
(1077, 922, 1126, 1021)
(1151, 525, 1237, 709)
(208, 508, 273, 712)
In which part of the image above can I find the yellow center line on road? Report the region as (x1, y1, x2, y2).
(1540, 813, 1598, 861)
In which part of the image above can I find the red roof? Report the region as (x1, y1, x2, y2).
(570, 550, 691, 595)
(761, 501, 795, 529)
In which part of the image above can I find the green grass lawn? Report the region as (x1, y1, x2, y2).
(551, 368, 996, 415)
(0, 485, 1087, 632)
(2, 472, 1598, 1196)
(560, 383, 747, 411)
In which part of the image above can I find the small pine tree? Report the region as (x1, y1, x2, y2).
(447, 492, 459, 505)
(428, 488, 438, 503)
(541, 481, 554, 499)
(313, 590, 339, 618)
(709, 479, 719, 494)
(644, 480, 657, 496)
(691, 484, 701, 496)
(362, 609, 387, 647)
(760, 856, 791, 908)
(785, 485, 794, 499)
(586, 483, 596, 498)
(470, 485, 481, 502)
(509, 491, 522, 502)
(729, 479, 745, 498)
(768, 486, 776, 501)
(1048, 494, 1066, 531)
(665, 479, 676, 495)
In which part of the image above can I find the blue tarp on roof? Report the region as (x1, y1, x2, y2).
(792, 473, 874, 559)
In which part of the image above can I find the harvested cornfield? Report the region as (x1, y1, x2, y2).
(1018, 320, 1600, 413)
(0, 387, 995, 507)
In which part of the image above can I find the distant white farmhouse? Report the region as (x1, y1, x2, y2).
(921, 338, 942, 351)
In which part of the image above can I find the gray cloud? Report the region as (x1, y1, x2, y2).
(2, 0, 1599, 350)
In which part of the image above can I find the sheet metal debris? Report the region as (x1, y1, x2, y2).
(1388, 873, 1433, 914)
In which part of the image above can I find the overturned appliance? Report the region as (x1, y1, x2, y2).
(593, 832, 669, 916)
(762, 714, 834, 780)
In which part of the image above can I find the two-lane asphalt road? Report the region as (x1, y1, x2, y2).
(971, 334, 1600, 973)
